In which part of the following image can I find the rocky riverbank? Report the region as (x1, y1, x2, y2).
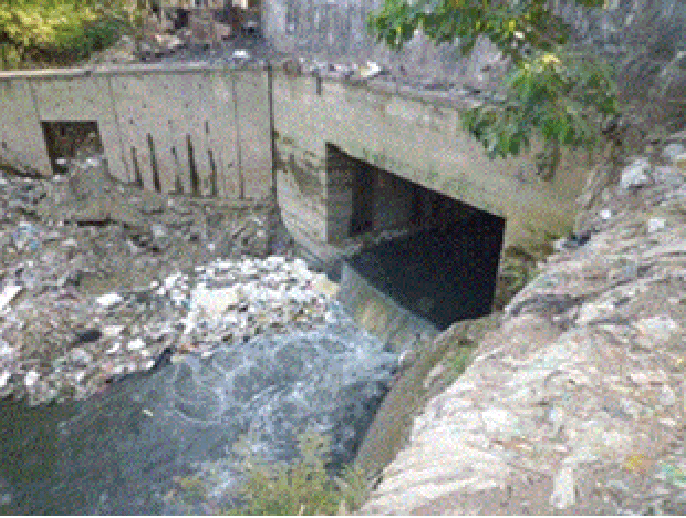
(359, 134, 686, 514)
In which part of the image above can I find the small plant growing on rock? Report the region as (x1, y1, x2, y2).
(173, 474, 209, 505)
(227, 430, 371, 515)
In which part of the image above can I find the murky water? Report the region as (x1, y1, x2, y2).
(0, 303, 396, 515)
(348, 220, 503, 329)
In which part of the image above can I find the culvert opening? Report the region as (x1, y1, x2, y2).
(41, 121, 103, 174)
(346, 213, 505, 330)
(326, 145, 506, 330)
(326, 144, 474, 241)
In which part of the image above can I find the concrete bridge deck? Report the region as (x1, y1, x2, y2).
(1, 63, 596, 258)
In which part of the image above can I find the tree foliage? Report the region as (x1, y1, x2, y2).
(0, 0, 135, 69)
(368, 0, 621, 177)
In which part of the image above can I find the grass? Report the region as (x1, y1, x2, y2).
(226, 430, 371, 516)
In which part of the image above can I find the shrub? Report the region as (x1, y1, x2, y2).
(227, 430, 371, 516)
(0, 0, 135, 69)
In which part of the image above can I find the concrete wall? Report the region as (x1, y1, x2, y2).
(262, 0, 470, 80)
(0, 62, 594, 253)
(372, 169, 415, 232)
(0, 64, 272, 200)
(272, 72, 593, 251)
(263, 0, 686, 101)
(324, 146, 423, 241)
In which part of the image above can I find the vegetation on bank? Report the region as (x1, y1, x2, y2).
(367, 0, 621, 177)
(226, 430, 371, 515)
(0, 0, 138, 69)
(224, 337, 485, 515)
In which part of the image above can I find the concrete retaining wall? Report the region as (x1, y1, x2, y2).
(0, 64, 272, 200)
(263, 0, 686, 93)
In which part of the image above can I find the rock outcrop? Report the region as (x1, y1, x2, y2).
(360, 135, 686, 515)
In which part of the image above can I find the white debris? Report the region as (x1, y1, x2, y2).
(660, 385, 677, 406)
(550, 465, 576, 509)
(164, 274, 181, 290)
(647, 217, 666, 233)
(232, 50, 250, 60)
(105, 343, 121, 355)
(102, 325, 126, 337)
(620, 158, 653, 189)
(70, 348, 93, 364)
(127, 338, 146, 351)
(359, 61, 383, 79)
(0, 286, 22, 310)
(152, 224, 168, 239)
(663, 143, 685, 161)
(96, 292, 123, 308)
(0, 370, 11, 388)
(23, 370, 40, 388)
(191, 286, 242, 317)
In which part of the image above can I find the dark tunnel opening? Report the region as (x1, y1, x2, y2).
(347, 213, 505, 330)
(41, 121, 102, 174)
(328, 145, 506, 330)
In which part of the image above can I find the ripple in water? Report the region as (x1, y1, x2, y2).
(0, 302, 396, 515)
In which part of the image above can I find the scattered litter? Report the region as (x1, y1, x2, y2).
(127, 338, 146, 351)
(647, 217, 666, 233)
(231, 50, 250, 60)
(550, 465, 576, 509)
(359, 61, 382, 79)
(620, 159, 653, 189)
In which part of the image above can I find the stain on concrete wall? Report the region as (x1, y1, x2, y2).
(0, 79, 53, 173)
(276, 143, 327, 243)
(272, 72, 594, 251)
(0, 65, 272, 201)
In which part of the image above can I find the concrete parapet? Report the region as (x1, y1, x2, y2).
(0, 64, 272, 201)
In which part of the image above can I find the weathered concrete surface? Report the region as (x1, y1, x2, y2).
(359, 140, 686, 515)
(0, 64, 272, 200)
(273, 71, 594, 252)
(0, 61, 601, 257)
(0, 79, 52, 173)
(263, 0, 686, 96)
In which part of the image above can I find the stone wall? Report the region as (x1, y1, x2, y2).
(0, 64, 272, 199)
(262, 0, 473, 80)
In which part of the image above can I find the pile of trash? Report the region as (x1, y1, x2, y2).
(0, 162, 306, 406)
(1, 252, 334, 406)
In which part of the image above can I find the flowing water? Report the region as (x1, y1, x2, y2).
(0, 303, 396, 515)
(0, 221, 502, 514)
